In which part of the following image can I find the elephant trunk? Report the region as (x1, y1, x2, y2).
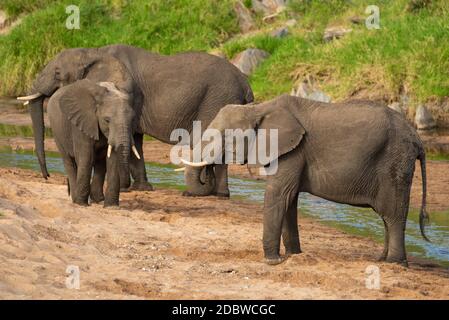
(184, 165, 216, 196)
(28, 96, 49, 179)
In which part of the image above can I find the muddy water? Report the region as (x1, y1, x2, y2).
(0, 148, 448, 266)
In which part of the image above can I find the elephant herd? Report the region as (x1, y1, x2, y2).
(18, 44, 429, 266)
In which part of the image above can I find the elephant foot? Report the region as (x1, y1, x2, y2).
(264, 256, 286, 266)
(130, 181, 154, 192)
(285, 248, 302, 257)
(213, 191, 230, 199)
(90, 194, 105, 204)
(182, 191, 204, 197)
(73, 198, 89, 206)
(104, 203, 119, 209)
(386, 256, 408, 267)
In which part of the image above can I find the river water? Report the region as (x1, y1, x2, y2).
(0, 148, 448, 266)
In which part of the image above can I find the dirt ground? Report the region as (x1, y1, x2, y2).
(0, 168, 448, 300)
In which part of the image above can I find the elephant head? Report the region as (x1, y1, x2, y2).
(17, 48, 135, 178)
(58, 79, 139, 168)
(181, 95, 306, 170)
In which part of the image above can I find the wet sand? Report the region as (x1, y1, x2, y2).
(0, 167, 448, 299)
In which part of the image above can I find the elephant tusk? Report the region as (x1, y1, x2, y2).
(180, 158, 209, 167)
(107, 145, 112, 158)
(132, 145, 141, 160)
(174, 167, 185, 172)
(23, 101, 30, 106)
(17, 92, 43, 101)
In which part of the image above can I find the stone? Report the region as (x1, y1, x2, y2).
(231, 48, 270, 76)
(285, 19, 297, 27)
(270, 26, 289, 38)
(234, 1, 255, 33)
(0, 10, 7, 29)
(349, 16, 364, 25)
(388, 102, 404, 115)
(323, 26, 352, 42)
(252, 0, 286, 15)
(415, 105, 436, 130)
(291, 81, 331, 103)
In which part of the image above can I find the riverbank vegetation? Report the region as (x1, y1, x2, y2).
(0, 0, 448, 105)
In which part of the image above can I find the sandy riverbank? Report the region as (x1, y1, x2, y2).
(0, 168, 448, 299)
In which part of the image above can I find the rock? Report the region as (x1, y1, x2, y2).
(252, 0, 286, 15)
(349, 16, 364, 25)
(231, 48, 270, 76)
(415, 105, 436, 130)
(388, 102, 404, 115)
(234, 1, 255, 33)
(270, 26, 288, 38)
(285, 19, 297, 27)
(291, 81, 331, 103)
(0, 10, 7, 29)
(323, 26, 352, 42)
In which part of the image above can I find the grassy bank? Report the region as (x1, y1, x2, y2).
(0, 0, 238, 96)
(0, 0, 448, 106)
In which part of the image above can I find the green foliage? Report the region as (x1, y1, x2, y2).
(0, 0, 238, 96)
(224, 0, 449, 102)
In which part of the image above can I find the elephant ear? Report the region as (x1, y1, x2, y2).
(59, 80, 104, 140)
(255, 95, 306, 164)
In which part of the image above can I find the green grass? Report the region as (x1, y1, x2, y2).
(1, 0, 448, 106)
(0, 123, 53, 137)
(0, 0, 238, 96)
(223, 0, 449, 103)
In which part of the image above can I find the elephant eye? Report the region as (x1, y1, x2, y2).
(104, 117, 111, 123)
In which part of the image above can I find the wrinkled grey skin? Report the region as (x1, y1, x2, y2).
(188, 94, 429, 266)
(25, 45, 253, 197)
(47, 79, 135, 207)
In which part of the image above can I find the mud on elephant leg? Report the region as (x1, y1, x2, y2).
(129, 133, 154, 191)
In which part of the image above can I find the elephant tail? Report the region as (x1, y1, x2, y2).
(235, 71, 254, 104)
(67, 178, 71, 196)
(418, 151, 430, 242)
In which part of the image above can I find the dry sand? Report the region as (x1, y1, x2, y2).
(0, 168, 448, 299)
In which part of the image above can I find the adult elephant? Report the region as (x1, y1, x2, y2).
(17, 44, 254, 197)
(181, 95, 430, 266)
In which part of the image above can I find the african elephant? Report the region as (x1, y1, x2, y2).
(181, 94, 430, 266)
(47, 79, 139, 207)
(17, 44, 254, 197)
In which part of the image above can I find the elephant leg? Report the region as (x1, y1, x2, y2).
(129, 133, 153, 191)
(104, 150, 120, 207)
(90, 155, 106, 203)
(213, 164, 230, 198)
(282, 192, 301, 256)
(376, 179, 411, 266)
(73, 156, 94, 206)
(263, 152, 303, 265)
(63, 156, 77, 203)
(378, 219, 389, 261)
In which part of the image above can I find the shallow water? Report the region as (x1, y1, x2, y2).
(0, 148, 448, 266)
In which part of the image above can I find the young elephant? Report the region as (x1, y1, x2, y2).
(47, 79, 139, 207)
(182, 94, 429, 266)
